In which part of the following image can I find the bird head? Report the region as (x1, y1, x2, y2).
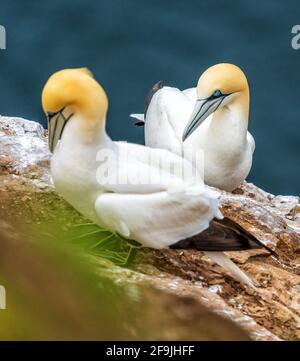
(182, 63, 249, 141)
(42, 68, 108, 152)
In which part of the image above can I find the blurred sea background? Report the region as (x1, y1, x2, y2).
(0, 0, 299, 195)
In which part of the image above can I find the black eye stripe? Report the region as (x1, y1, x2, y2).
(198, 91, 232, 102)
(205, 90, 233, 101)
(47, 107, 66, 121)
(47, 112, 58, 121)
(208, 89, 223, 100)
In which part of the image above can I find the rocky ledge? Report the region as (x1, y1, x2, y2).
(0, 115, 299, 340)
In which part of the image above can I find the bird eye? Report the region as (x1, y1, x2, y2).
(213, 89, 222, 98)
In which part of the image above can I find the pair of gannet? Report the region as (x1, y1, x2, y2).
(42, 67, 259, 288)
(132, 63, 255, 192)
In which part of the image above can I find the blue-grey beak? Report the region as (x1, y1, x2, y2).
(182, 95, 227, 141)
(47, 108, 73, 153)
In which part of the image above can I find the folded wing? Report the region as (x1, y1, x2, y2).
(95, 186, 220, 248)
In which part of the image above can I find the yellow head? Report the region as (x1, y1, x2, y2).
(183, 63, 250, 141)
(197, 63, 249, 99)
(42, 68, 108, 152)
(42, 68, 108, 120)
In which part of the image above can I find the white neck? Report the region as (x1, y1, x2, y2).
(206, 99, 249, 156)
(59, 114, 112, 152)
(200, 97, 248, 160)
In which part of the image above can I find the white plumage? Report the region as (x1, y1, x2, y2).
(132, 64, 255, 192)
(51, 113, 221, 249)
(43, 68, 256, 289)
(130, 64, 257, 288)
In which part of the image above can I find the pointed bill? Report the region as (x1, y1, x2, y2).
(48, 112, 69, 153)
(182, 96, 225, 141)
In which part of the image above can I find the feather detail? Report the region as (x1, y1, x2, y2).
(205, 251, 256, 289)
(130, 113, 145, 121)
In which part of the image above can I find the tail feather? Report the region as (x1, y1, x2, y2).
(130, 113, 145, 121)
(130, 114, 145, 126)
(205, 251, 256, 289)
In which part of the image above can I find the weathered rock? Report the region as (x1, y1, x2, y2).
(0, 116, 299, 340)
(0, 115, 52, 188)
(220, 192, 300, 257)
(233, 182, 300, 223)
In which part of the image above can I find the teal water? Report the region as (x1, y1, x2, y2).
(0, 0, 299, 195)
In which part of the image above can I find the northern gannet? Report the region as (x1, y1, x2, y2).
(42, 68, 257, 288)
(132, 63, 255, 192)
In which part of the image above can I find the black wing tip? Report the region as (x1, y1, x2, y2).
(170, 239, 262, 252)
(153, 80, 164, 90)
(144, 80, 164, 116)
(170, 218, 264, 252)
(134, 121, 145, 127)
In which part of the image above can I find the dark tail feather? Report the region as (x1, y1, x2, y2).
(170, 217, 263, 252)
(144, 81, 163, 117)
